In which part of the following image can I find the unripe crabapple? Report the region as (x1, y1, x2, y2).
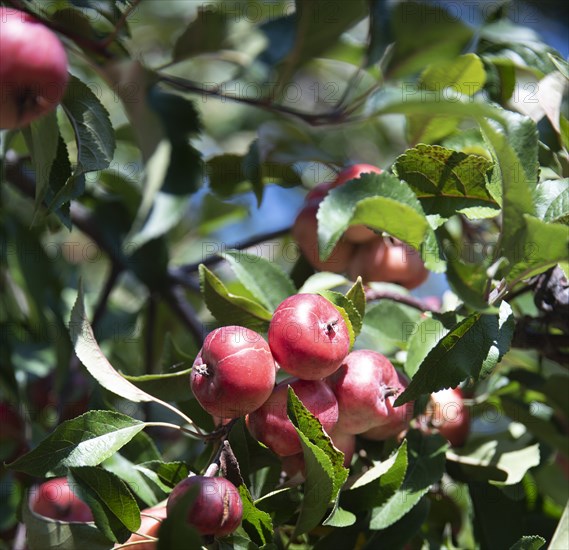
(268, 293, 350, 380)
(0, 8, 68, 129)
(246, 377, 339, 456)
(191, 326, 276, 419)
(167, 476, 243, 537)
(326, 350, 413, 438)
(29, 477, 93, 522)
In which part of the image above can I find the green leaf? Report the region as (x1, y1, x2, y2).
(421, 53, 487, 95)
(509, 536, 546, 550)
(7, 411, 144, 477)
(359, 300, 422, 351)
(172, 6, 229, 63)
(317, 172, 430, 259)
(61, 75, 116, 175)
(548, 53, 569, 80)
(43, 134, 74, 228)
(386, 1, 474, 78)
(68, 466, 140, 543)
(479, 117, 535, 270)
(550, 501, 569, 550)
(199, 265, 272, 331)
(127, 90, 203, 250)
(238, 484, 274, 546)
(134, 461, 189, 492)
(535, 179, 569, 225)
(468, 481, 525, 550)
(407, 54, 487, 144)
(299, 273, 350, 294)
(341, 441, 407, 512)
(206, 148, 298, 206)
(22, 112, 59, 215)
(447, 436, 541, 485)
(69, 285, 161, 403)
(287, 387, 349, 535)
(319, 290, 361, 341)
(268, 0, 367, 88)
(505, 215, 569, 284)
(103, 453, 162, 507)
(445, 256, 490, 310)
(394, 144, 497, 219)
(345, 278, 366, 321)
(22, 496, 109, 550)
(365, 88, 505, 124)
(122, 369, 193, 402)
(222, 250, 296, 312)
(369, 431, 447, 530)
(363, 497, 430, 550)
(395, 302, 515, 405)
(404, 318, 448, 379)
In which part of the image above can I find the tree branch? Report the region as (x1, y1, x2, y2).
(172, 226, 291, 276)
(3, 151, 205, 345)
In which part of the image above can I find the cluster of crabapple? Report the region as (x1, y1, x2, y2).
(0, 8, 69, 129)
(292, 164, 429, 289)
(190, 292, 414, 493)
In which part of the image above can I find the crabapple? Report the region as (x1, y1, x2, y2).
(292, 198, 355, 273)
(326, 350, 413, 437)
(246, 377, 339, 456)
(429, 388, 470, 447)
(116, 503, 167, 550)
(348, 237, 428, 289)
(0, 8, 68, 129)
(268, 294, 350, 380)
(332, 164, 383, 188)
(29, 477, 93, 522)
(191, 326, 276, 419)
(331, 164, 383, 243)
(167, 476, 243, 537)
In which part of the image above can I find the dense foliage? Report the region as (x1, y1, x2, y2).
(1, 1, 568, 549)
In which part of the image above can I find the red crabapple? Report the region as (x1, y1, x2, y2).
(0, 8, 68, 129)
(29, 477, 93, 522)
(246, 377, 339, 456)
(348, 237, 428, 289)
(191, 326, 276, 419)
(326, 350, 413, 437)
(429, 388, 470, 447)
(268, 294, 350, 380)
(167, 476, 243, 537)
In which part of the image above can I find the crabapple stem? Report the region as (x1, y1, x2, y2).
(204, 462, 220, 477)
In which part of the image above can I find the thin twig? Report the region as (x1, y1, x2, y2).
(364, 288, 440, 312)
(100, 0, 142, 47)
(159, 74, 350, 126)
